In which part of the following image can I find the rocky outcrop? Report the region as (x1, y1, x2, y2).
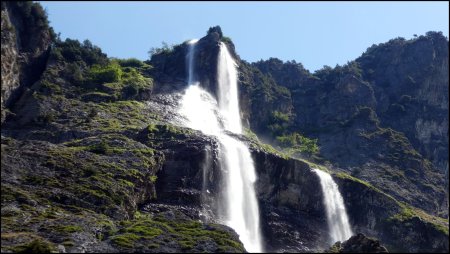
(356, 32, 449, 174)
(335, 173, 449, 253)
(149, 26, 230, 99)
(1, 2, 53, 123)
(327, 233, 388, 253)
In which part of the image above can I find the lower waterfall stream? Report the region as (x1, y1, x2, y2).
(313, 169, 353, 244)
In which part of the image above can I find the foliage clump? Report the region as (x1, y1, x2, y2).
(8, 1, 57, 40)
(148, 41, 175, 58)
(52, 39, 108, 66)
(276, 132, 319, 156)
(13, 239, 54, 253)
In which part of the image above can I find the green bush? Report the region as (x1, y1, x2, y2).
(148, 41, 174, 58)
(271, 111, 290, 123)
(121, 67, 152, 88)
(64, 62, 84, 84)
(14, 239, 54, 253)
(268, 111, 291, 136)
(221, 36, 233, 45)
(11, 2, 56, 39)
(89, 141, 112, 155)
(88, 62, 122, 84)
(117, 58, 145, 68)
(55, 39, 108, 66)
(276, 132, 319, 156)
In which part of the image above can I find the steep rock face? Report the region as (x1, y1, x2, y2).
(140, 123, 448, 252)
(238, 61, 294, 134)
(1, 2, 52, 123)
(356, 33, 449, 174)
(251, 148, 328, 252)
(253, 58, 312, 90)
(251, 33, 449, 217)
(335, 172, 449, 253)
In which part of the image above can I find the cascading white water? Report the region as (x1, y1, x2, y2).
(217, 43, 242, 134)
(179, 40, 263, 252)
(186, 39, 199, 85)
(218, 134, 261, 252)
(313, 169, 353, 244)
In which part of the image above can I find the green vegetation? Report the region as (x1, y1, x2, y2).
(13, 239, 55, 253)
(10, 1, 56, 39)
(82, 60, 153, 100)
(108, 211, 245, 252)
(388, 204, 449, 236)
(263, 109, 320, 157)
(148, 41, 175, 58)
(88, 140, 113, 155)
(221, 36, 233, 45)
(34, 135, 161, 218)
(244, 128, 259, 142)
(334, 172, 386, 195)
(116, 58, 152, 70)
(268, 111, 291, 137)
(276, 132, 319, 156)
(326, 242, 342, 253)
(87, 61, 122, 84)
(146, 123, 193, 141)
(121, 212, 244, 251)
(111, 233, 141, 248)
(53, 39, 108, 66)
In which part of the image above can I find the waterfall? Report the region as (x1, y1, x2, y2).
(313, 169, 353, 244)
(217, 43, 242, 134)
(186, 39, 199, 85)
(179, 40, 263, 252)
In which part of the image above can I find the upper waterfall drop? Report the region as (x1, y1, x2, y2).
(217, 42, 242, 134)
(313, 169, 353, 244)
(186, 39, 199, 85)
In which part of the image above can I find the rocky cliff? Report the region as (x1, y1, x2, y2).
(251, 33, 449, 218)
(1, 2, 53, 123)
(1, 4, 448, 253)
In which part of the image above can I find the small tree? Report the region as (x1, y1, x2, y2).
(148, 41, 174, 58)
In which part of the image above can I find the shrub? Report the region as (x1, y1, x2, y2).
(276, 132, 319, 156)
(221, 36, 233, 45)
(122, 85, 139, 98)
(117, 58, 145, 68)
(55, 38, 108, 66)
(268, 111, 291, 136)
(14, 239, 54, 253)
(87, 62, 122, 84)
(89, 141, 111, 155)
(64, 62, 84, 84)
(148, 41, 174, 58)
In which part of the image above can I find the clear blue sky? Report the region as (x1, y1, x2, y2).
(40, 1, 449, 72)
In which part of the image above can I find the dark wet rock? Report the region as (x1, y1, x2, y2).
(327, 233, 388, 253)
